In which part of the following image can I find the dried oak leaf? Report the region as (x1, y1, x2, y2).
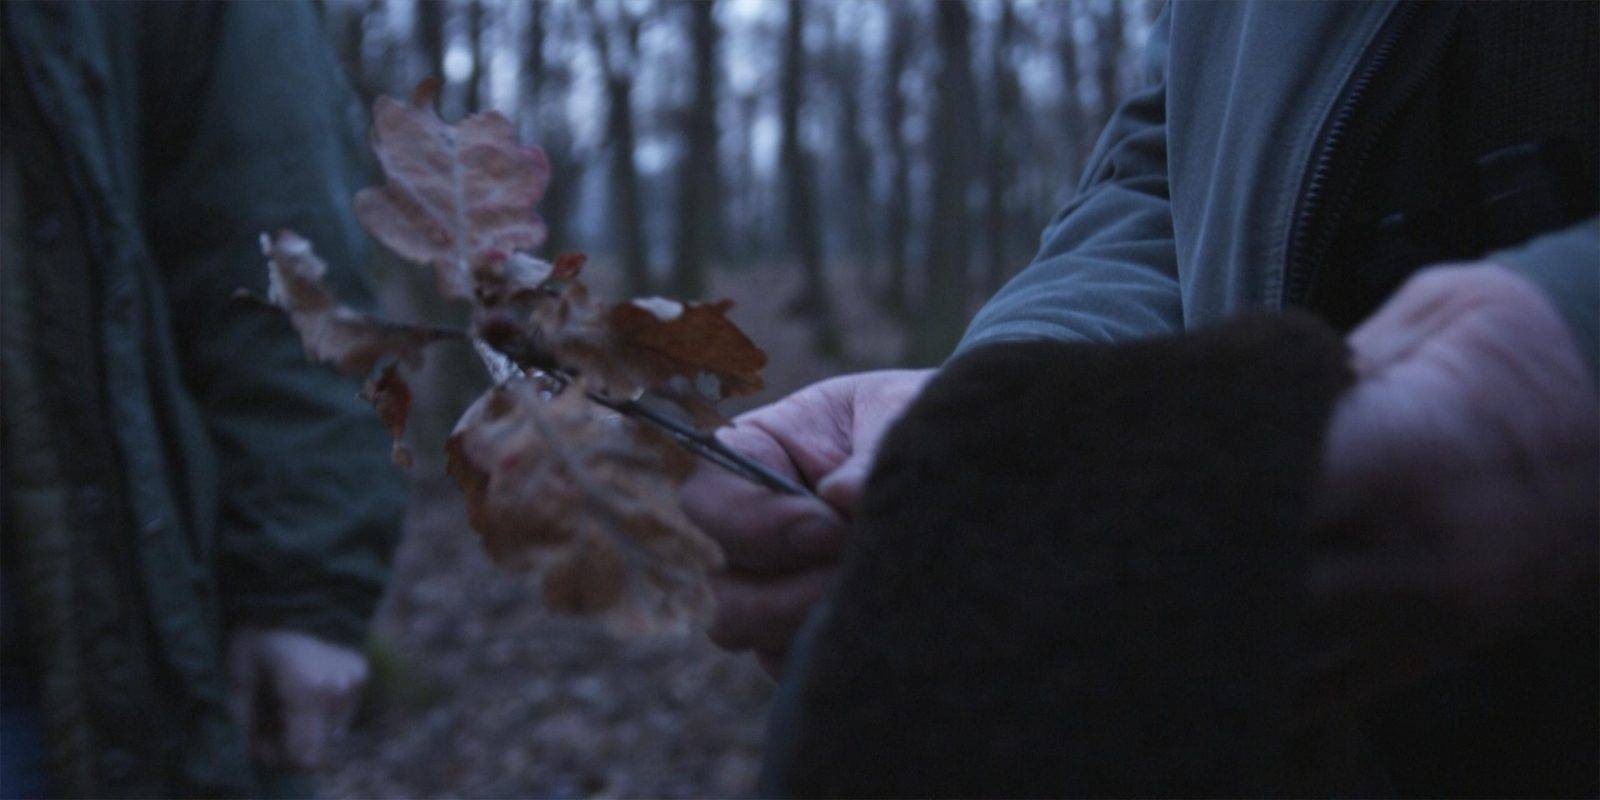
(606, 298, 766, 397)
(260, 230, 452, 376)
(551, 252, 587, 281)
(445, 378, 722, 635)
(470, 252, 553, 308)
(362, 362, 414, 468)
(355, 78, 552, 300)
(533, 283, 766, 412)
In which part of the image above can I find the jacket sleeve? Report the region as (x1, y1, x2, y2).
(139, 2, 403, 646)
(956, 7, 1182, 356)
(1489, 218, 1600, 381)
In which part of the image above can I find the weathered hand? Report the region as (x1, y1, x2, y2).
(1309, 263, 1598, 701)
(226, 627, 369, 772)
(682, 369, 933, 673)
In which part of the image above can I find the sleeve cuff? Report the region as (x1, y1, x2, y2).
(1490, 219, 1600, 381)
(225, 590, 379, 648)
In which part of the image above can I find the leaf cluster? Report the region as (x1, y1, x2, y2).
(251, 80, 770, 635)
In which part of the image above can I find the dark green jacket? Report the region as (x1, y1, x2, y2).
(1, 2, 402, 795)
(959, 2, 1599, 375)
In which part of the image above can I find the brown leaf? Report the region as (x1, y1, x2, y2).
(260, 230, 454, 376)
(532, 287, 766, 413)
(552, 252, 588, 281)
(472, 251, 554, 308)
(362, 362, 414, 468)
(541, 540, 627, 615)
(445, 378, 722, 635)
(606, 297, 767, 398)
(355, 81, 551, 299)
(650, 379, 732, 430)
(250, 85, 776, 641)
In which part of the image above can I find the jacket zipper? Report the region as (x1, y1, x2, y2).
(1282, 2, 1460, 308)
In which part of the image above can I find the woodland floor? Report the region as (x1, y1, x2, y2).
(318, 264, 906, 798)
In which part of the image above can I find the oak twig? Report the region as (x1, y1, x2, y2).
(472, 320, 812, 497)
(242, 291, 807, 495)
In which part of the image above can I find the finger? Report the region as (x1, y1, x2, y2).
(722, 501, 845, 574)
(683, 472, 844, 571)
(737, 390, 855, 488)
(816, 451, 873, 518)
(709, 566, 838, 654)
(330, 676, 364, 739)
(1347, 265, 1493, 376)
(683, 429, 846, 573)
(815, 372, 929, 517)
(278, 691, 331, 772)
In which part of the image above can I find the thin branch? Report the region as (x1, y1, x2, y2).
(541, 370, 812, 497)
(593, 393, 811, 497)
(472, 339, 521, 384)
(242, 287, 809, 496)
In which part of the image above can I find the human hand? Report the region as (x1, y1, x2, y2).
(682, 369, 934, 673)
(1308, 263, 1598, 702)
(226, 627, 370, 772)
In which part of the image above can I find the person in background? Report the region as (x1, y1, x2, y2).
(1, 2, 403, 796)
(685, 2, 1597, 794)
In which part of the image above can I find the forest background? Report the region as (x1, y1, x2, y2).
(314, 1, 1155, 795)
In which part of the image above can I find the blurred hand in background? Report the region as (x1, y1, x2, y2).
(1310, 262, 1599, 702)
(227, 628, 370, 772)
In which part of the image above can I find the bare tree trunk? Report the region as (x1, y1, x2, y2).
(466, 0, 485, 112)
(520, 1, 576, 255)
(592, 8, 651, 295)
(403, 1, 489, 439)
(607, 79, 649, 295)
(826, 33, 877, 294)
(879, 5, 912, 316)
(910, 0, 978, 365)
(781, 0, 841, 356)
(728, 92, 761, 262)
(983, 1, 1020, 293)
(523, 1, 545, 103)
(1057, 0, 1088, 184)
(419, 0, 446, 82)
(338, 3, 371, 102)
(671, 0, 721, 298)
(1095, 0, 1124, 133)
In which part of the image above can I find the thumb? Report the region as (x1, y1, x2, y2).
(278, 684, 332, 772)
(816, 450, 874, 517)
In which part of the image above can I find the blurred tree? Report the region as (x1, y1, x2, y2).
(909, 0, 978, 365)
(523, 1, 546, 101)
(1057, 0, 1088, 186)
(824, 5, 878, 290)
(671, 0, 721, 297)
(521, 1, 583, 255)
(724, 90, 763, 262)
(314, 0, 1163, 368)
(878, 3, 913, 316)
(466, 0, 486, 112)
(781, 0, 842, 356)
(418, 0, 446, 86)
(590, 0, 652, 295)
(983, 0, 1021, 293)
(1095, 0, 1124, 132)
(337, 1, 373, 101)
